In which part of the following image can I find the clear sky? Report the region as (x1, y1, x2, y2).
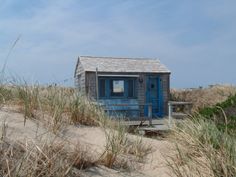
(0, 0, 235, 88)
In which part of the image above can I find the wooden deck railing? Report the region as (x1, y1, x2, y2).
(168, 101, 193, 127)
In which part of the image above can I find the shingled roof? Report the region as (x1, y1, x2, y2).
(76, 56, 171, 74)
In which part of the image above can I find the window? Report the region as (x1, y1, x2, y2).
(111, 80, 124, 97)
(98, 77, 136, 99)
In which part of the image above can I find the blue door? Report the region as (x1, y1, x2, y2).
(145, 76, 163, 118)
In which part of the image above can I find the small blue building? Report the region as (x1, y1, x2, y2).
(74, 56, 171, 119)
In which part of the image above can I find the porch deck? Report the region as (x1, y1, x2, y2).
(122, 108, 190, 133)
(99, 101, 192, 132)
(122, 111, 188, 125)
(122, 117, 185, 132)
(122, 118, 166, 126)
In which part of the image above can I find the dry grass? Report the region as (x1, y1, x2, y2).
(168, 118, 236, 177)
(99, 121, 153, 170)
(0, 84, 105, 132)
(67, 94, 106, 126)
(0, 83, 152, 174)
(170, 85, 236, 176)
(0, 115, 97, 177)
(171, 84, 236, 112)
(0, 136, 94, 177)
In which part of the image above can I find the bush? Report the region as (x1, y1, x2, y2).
(198, 94, 236, 133)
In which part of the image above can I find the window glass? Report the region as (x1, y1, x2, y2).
(111, 80, 124, 96)
(113, 80, 124, 93)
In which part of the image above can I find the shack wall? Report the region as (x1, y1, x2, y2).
(84, 71, 170, 116)
(85, 71, 97, 99)
(74, 61, 86, 93)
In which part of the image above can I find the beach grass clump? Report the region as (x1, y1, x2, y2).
(99, 121, 152, 169)
(125, 137, 153, 162)
(0, 138, 95, 177)
(0, 85, 13, 106)
(15, 84, 41, 120)
(99, 121, 129, 168)
(68, 94, 104, 126)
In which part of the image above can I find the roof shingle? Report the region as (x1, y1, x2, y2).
(78, 56, 171, 73)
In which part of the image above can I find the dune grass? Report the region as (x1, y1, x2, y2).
(169, 117, 236, 177)
(3, 81, 235, 176)
(0, 137, 94, 177)
(99, 120, 153, 169)
(171, 85, 236, 112)
(0, 83, 104, 130)
(0, 82, 152, 174)
(170, 87, 236, 176)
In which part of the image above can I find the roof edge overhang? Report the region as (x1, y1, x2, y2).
(98, 74, 140, 77)
(84, 70, 171, 74)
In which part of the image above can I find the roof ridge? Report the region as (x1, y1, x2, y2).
(80, 56, 159, 60)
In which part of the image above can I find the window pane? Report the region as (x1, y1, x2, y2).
(110, 80, 124, 97)
(128, 80, 134, 97)
(113, 80, 124, 93)
(99, 79, 106, 97)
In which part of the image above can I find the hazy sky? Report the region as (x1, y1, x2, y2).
(0, 0, 235, 88)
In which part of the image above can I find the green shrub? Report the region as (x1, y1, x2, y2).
(198, 94, 236, 133)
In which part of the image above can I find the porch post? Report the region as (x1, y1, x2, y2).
(95, 67, 99, 101)
(148, 104, 152, 126)
(168, 102, 173, 128)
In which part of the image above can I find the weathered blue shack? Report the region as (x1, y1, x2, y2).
(74, 56, 171, 120)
